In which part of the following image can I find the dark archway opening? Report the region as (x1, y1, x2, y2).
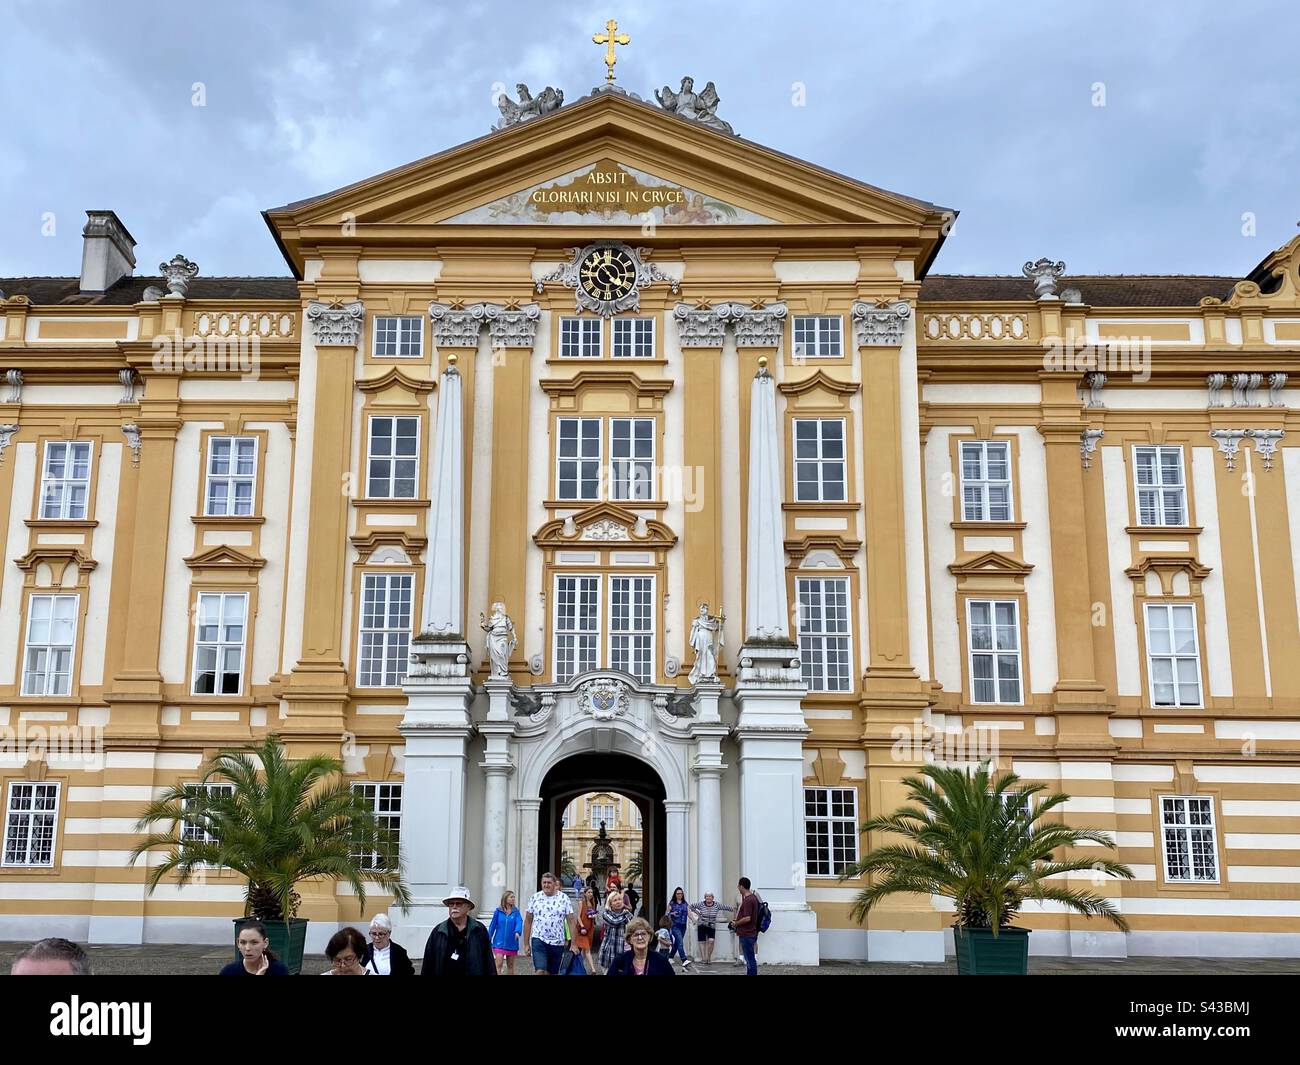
(538, 752, 667, 923)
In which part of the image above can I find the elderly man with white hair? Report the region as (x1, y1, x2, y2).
(360, 913, 415, 976)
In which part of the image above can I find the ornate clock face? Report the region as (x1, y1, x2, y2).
(578, 246, 638, 304)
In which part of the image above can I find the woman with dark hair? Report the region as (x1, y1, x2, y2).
(606, 917, 674, 976)
(664, 886, 691, 967)
(219, 922, 289, 976)
(321, 927, 369, 975)
(573, 886, 599, 975)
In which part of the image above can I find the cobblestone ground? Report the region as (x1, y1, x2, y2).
(2, 942, 1298, 976)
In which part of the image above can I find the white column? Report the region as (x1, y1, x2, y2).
(691, 682, 727, 903)
(517, 797, 541, 899)
(665, 800, 691, 902)
(421, 358, 464, 635)
(479, 679, 515, 916)
(393, 680, 473, 948)
(393, 350, 475, 949)
(733, 357, 818, 964)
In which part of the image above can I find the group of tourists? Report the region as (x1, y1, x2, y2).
(10, 877, 767, 977)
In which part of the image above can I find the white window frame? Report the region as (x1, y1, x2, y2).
(181, 782, 235, 846)
(611, 317, 655, 358)
(608, 574, 655, 684)
(609, 418, 655, 502)
(366, 415, 421, 500)
(792, 418, 847, 503)
(804, 786, 858, 877)
(351, 782, 403, 871)
(554, 574, 601, 682)
(191, 592, 248, 696)
(1133, 445, 1187, 527)
(1144, 602, 1203, 709)
(203, 435, 259, 517)
(559, 316, 603, 358)
(372, 315, 424, 358)
(959, 440, 1014, 522)
(966, 599, 1023, 705)
(1159, 795, 1219, 884)
(357, 573, 414, 688)
(792, 315, 844, 359)
(39, 440, 93, 520)
(21, 593, 79, 697)
(796, 576, 853, 693)
(2, 781, 61, 868)
(556, 417, 603, 501)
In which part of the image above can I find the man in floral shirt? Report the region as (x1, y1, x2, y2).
(522, 871, 577, 975)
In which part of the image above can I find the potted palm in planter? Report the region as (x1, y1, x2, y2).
(130, 735, 411, 974)
(839, 762, 1133, 974)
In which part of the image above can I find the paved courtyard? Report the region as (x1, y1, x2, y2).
(2, 942, 1297, 976)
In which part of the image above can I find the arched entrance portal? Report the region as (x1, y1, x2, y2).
(539, 753, 666, 923)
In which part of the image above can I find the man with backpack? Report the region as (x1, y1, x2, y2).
(728, 876, 763, 976)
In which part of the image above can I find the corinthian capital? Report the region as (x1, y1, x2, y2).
(485, 302, 542, 348)
(673, 302, 728, 348)
(719, 301, 787, 348)
(306, 299, 365, 347)
(851, 299, 911, 347)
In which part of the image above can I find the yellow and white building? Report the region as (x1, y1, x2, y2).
(0, 80, 1298, 961)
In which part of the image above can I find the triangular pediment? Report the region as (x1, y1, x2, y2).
(947, 551, 1034, 577)
(264, 91, 950, 275)
(184, 544, 267, 571)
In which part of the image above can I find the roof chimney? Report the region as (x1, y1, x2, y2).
(80, 210, 137, 292)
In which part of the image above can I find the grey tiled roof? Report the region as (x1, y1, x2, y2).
(0, 276, 300, 306)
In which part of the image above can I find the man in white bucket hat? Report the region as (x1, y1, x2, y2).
(420, 887, 496, 976)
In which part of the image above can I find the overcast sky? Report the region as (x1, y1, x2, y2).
(3, 0, 1297, 280)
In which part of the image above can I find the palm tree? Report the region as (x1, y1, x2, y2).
(560, 851, 577, 880)
(129, 735, 411, 921)
(624, 850, 643, 886)
(839, 762, 1133, 933)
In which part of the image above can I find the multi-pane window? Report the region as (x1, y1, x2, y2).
(39, 441, 92, 519)
(610, 419, 654, 501)
(373, 316, 423, 358)
(192, 592, 247, 695)
(1145, 603, 1201, 708)
(793, 419, 846, 502)
(556, 418, 602, 500)
(367, 416, 419, 499)
(612, 318, 655, 358)
(796, 577, 852, 692)
(560, 317, 602, 358)
(21, 594, 78, 697)
(181, 783, 234, 844)
(1160, 796, 1218, 883)
(1134, 446, 1186, 526)
(590, 802, 616, 829)
(358, 574, 413, 687)
(204, 436, 258, 516)
(610, 575, 654, 683)
(792, 315, 843, 358)
(352, 782, 402, 870)
(804, 787, 858, 876)
(2, 782, 60, 867)
(555, 575, 600, 682)
(967, 599, 1022, 704)
(960, 441, 1013, 521)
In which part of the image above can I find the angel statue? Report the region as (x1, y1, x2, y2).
(493, 83, 564, 130)
(688, 602, 725, 685)
(480, 602, 517, 677)
(654, 77, 734, 135)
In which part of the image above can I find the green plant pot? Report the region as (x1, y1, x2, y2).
(233, 917, 309, 975)
(953, 925, 1030, 975)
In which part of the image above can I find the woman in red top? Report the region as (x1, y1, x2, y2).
(573, 886, 599, 974)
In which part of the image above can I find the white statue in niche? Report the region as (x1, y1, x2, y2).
(688, 602, 725, 685)
(480, 602, 517, 678)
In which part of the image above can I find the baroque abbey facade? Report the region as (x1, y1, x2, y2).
(1, 84, 1297, 961)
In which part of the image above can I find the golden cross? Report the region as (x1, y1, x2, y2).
(592, 18, 630, 84)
